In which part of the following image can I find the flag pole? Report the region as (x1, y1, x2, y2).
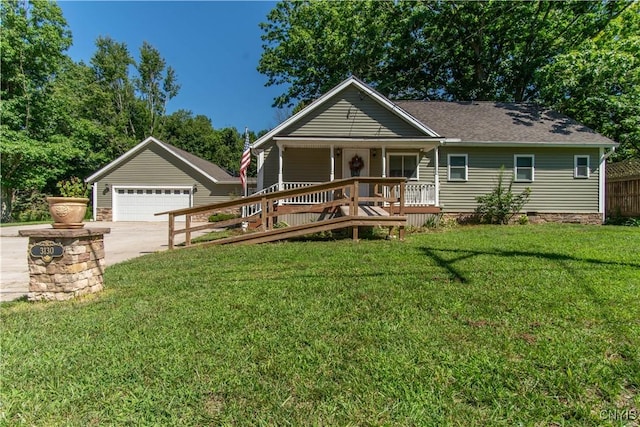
(240, 127, 251, 231)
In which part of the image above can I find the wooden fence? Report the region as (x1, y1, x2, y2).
(606, 177, 640, 217)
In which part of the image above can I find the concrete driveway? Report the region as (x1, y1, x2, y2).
(0, 221, 206, 302)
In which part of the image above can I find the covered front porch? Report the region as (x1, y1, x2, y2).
(255, 137, 443, 207)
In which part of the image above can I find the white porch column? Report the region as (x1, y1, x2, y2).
(434, 145, 440, 206)
(330, 145, 335, 181)
(257, 150, 264, 191)
(382, 146, 387, 177)
(277, 143, 284, 191)
(599, 147, 605, 220)
(92, 182, 97, 221)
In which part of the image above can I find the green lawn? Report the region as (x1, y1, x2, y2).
(1, 224, 639, 426)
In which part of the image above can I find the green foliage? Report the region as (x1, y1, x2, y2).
(475, 169, 531, 225)
(208, 212, 239, 223)
(12, 190, 49, 222)
(537, 1, 640, 160)
(56, 177, 89, 198)
(259, 1, 628, 106)
(1, 225, 639, 424)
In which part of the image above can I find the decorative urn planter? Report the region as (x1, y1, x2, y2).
(46, 197, 89, 229)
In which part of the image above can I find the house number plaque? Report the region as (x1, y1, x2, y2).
(30, 241, 64, 263)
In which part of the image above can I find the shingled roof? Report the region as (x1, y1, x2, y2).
(162, 142, 237, 182)
(86, 136, 245, 184)
(395, 101, 616, 146)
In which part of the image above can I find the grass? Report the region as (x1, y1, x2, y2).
(1, 224, 639, 425)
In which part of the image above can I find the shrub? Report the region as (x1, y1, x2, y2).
(56, 177, 89, 198)
(475, 169, 531, 224)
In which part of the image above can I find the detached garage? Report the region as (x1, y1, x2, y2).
(86, 137, 245, 221)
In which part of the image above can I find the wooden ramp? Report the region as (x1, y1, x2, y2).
(200, 213, 406, 246)
(158, 177, 409, 248)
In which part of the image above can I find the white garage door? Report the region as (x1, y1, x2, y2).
(114, 187, 192, 221)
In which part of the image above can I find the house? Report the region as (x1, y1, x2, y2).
(86, 137, 250, 221)
(250, 77, 617, 225)
(606, 158, 640, 217)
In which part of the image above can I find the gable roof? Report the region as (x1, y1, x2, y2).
(396, 101, 617, 147)
(252, 76, 441, 149)
(607, 158, 640, 180)
(86, 136, 238, 184)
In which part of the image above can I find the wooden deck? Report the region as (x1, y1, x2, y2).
(158, 177, 410, 248)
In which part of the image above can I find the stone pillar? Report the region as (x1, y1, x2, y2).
(18, 228, 111, 301)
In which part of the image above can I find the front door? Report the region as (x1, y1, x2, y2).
(342, 149, 370, 199)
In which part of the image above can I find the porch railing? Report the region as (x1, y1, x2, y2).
(384, 183, 436, 206)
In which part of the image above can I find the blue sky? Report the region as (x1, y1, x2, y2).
(58, 1, 285, 133)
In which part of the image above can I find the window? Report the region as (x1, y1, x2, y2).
(514, 155, 535, 182)
(448, 154, 468, 181)
(574, 155, 590, 178)
(388, 154, 418, 180)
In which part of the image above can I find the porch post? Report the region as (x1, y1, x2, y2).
(330, 145, 335, 181)
(277, 142, 284, 191)
(382, 146, 387, 177)
(257, 151, 264, 191)
(434, 145, 440, 206)
(599, 147, 605, 220)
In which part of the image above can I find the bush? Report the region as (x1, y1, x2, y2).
(11, 191, 49, 222)
(475, 169, 531, 224)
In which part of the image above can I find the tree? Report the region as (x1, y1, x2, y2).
(537, 2, 640, 159)
(258, 0, 395, 107)
(135, 41, 180, 137)
(258, 1, 629, 106)
(90, 36, 137, 141)
(0, 0, 76, 220)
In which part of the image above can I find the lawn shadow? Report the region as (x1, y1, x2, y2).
(419, 246, 640, 284)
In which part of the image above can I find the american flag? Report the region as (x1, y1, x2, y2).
(239, 128, 251, 195)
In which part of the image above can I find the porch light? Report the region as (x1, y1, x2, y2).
(372, 149, 377, 158)
(104, 183, 110, 192)
(193, 184, 198, 193)
(336, 148, 342, 156)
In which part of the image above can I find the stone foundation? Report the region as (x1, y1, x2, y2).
(18, 228, 111, 301)
(443, 212, 603, 225)
(96, 207, 112, 221)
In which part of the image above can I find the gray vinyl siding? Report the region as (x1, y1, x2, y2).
(438, 147, 600, 212)
(261, 142, 280, 188)
(282, 86, 425, 138)
(94, 144, 239, 208)
(283, 148, 331, 182)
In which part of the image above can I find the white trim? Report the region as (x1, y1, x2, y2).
(514, 154, 535, 182)
(599, 148, 605, 215)
(434, 146, 440, 206)
(381, 146, 387, 177)
(330, 146, 335, 181)
(277, 143, 284, 191)
(273, 136, 441, 144)
(92, 182, 97, 221)
(574, 155, 590, 179)
(387, 152, 420, 181)
(252, 76, 441, 150)
(443, 140, 617, 148)
(447, 153, 468, 182)
(85, 136, 222, 184)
